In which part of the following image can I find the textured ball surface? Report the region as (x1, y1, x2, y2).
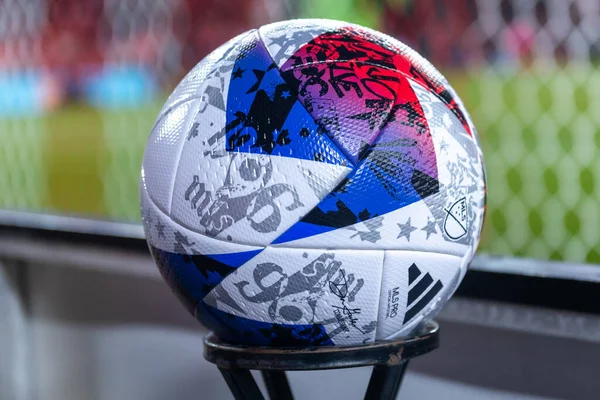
(140, 19, 486, 346)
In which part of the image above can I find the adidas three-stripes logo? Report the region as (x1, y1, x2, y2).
(403, 263, 444, 324)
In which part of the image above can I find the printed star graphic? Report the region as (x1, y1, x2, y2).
(269, 34, 289, 47)
(232, 67, 245, 80)
(281, 90, 291, 99)
(397, 217, 417, 241)
(156, 220, 166, 238)
(349, 215, 384, 243)
(421, 217, 438, 239)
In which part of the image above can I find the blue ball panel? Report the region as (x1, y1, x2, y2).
(273, 149, 440, 244)
(204, 249, 263, 268)
(196, 301, 334, 346)
(225, 32, 349, 166)
(149, 245, 253, 313)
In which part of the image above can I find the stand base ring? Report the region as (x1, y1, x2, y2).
(203, 321, 439, 400)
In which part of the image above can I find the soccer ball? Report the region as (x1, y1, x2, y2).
(140, 19, 486, 347)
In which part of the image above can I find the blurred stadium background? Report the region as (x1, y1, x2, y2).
(0, 0, 599, 264)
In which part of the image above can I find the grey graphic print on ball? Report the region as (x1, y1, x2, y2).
(184, 154, 303, 237)
(205, 249, 384, 345)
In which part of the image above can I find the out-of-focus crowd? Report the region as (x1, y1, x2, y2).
(0, 0, 271, 114)
(0, 0, 595, 115)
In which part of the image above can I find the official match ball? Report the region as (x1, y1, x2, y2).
(140, 19, 486, 346)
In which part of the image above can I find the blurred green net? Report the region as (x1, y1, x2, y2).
(0, 0, 598, 264)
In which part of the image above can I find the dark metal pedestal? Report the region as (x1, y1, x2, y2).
(203, 321, 439, 400)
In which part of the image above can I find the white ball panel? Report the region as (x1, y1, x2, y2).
(204, 247, 384, 345)
(142, 99, 200, 214)
(376, 250, 462, 340)
(170, 148, 351, 246)
(140, 181, 262, 255)
(258, 19, 349, 67)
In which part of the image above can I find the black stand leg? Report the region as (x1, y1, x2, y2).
(262, 370, 294, 400)
(219, 368, 265, 400)
(364, 361, 409, 400)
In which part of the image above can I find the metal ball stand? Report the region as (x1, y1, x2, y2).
(203, 321, 439, 400)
